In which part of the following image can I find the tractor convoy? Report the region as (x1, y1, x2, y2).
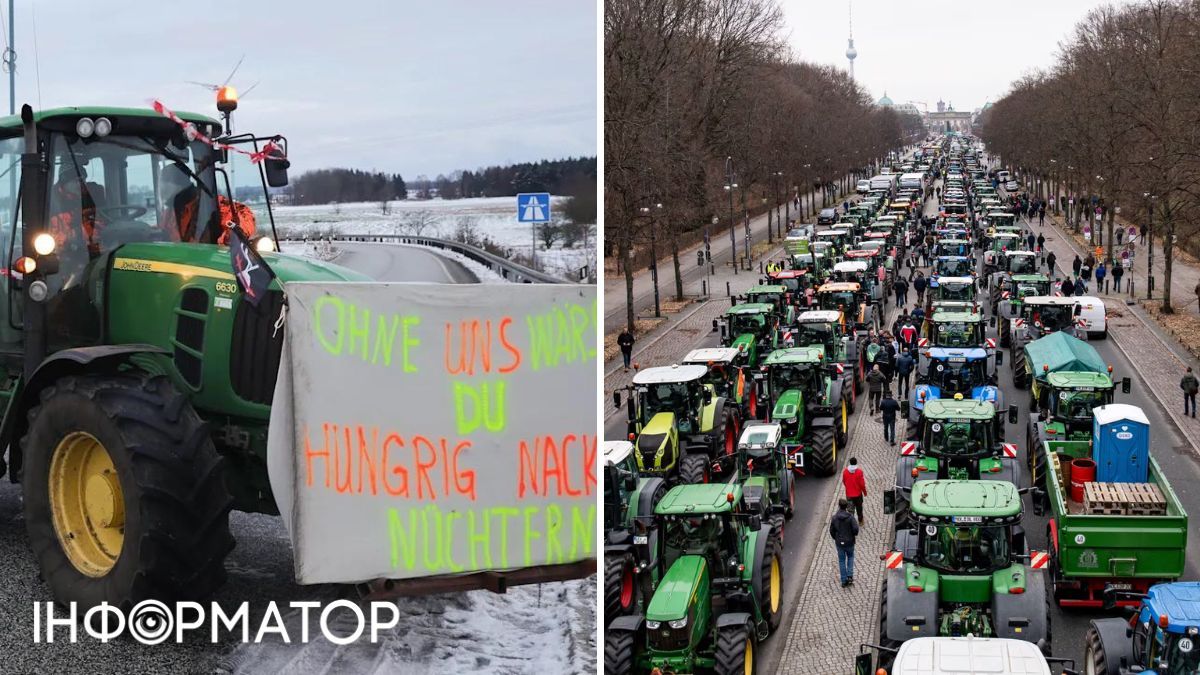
(605, 133, 1200, 675)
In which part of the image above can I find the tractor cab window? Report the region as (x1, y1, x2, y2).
(936, 258, 971, 276)
(745, 292, 779, 310)
(1015, 284, 1040, 299)
(1008, 256, 1036, 274)
(931, 321, 982, 347)
(936, 283, 974, 302)
(664, 515, 724, 556)
(919, 524, 1010, 573)
(728, 313, 765, 337)
(769, 364, 817, 400)
(796, 322, 836, 349)
(1023, 304, 1072, 331)
(1053, 389, 1106, 420)
(0, 135, 21, 350)
(774, 277, 801, 293)
(924, 419, 991, 457)
(820, 292, 855, 311)
(929, 359, 987, 393)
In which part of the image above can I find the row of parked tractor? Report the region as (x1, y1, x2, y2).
(859, 136, 1195, 675)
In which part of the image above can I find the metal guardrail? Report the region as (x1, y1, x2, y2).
(322, 233, 566, 284)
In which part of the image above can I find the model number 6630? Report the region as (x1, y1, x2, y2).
(215, 281, 238, 294)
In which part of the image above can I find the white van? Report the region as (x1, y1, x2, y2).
(870, 174, 897, 192)
(1073, 295, 1108, 339)
(898, 172, 925, 192)
(856, 637, 1059, 675)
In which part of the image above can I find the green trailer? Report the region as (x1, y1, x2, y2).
(1038, 445, 1188, 608)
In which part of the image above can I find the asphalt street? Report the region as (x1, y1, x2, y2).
(605, 173, 1200, 673)
(0, 243, 482, 674)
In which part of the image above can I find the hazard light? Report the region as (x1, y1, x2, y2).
(217, 85, 239, 113)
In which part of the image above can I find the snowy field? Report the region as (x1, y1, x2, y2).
(268, 197, 594, 282)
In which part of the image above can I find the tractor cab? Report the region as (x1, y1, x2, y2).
(604, 440, 642, 532)
(916, 348, 997, 400)
(1036, 371, 1121, 441)
(735, 421, 795, 524)
(716, 303, 777, 365)
(791, 250, 828, 276)
(904, 480, 1023, 574)
(817, 282, 875, 334)
(923, 309, 987, 349)
(760, 347, 845, 476)
(1001, 250, 1038, 275)
(682, 347, 760, 421)
(995, 274, 1051, 323)
(766, 268, 811, 297)
(1015, 297, 1082, 343)
(910, 398, 1002, 462)
(814, 229, 851, 254)
(927, 277, 978, 307)
(984, 233, 1023, 269)
(624, 365, 710, 475)
(743, 285, 794, 327)
(935, 238, 971, 257)
(986, 211, 1017, 231)
(832, 260, 874, 299)
(933, 256, 974, 278)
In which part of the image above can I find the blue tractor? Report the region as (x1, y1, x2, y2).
(907, 347, 1005, 440)
(1086, 582, 1200, 674)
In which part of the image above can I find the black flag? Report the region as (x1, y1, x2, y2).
(229, 224, 275, 307)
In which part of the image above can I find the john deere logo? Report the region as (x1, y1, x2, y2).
(1078, 550, 1099, 569)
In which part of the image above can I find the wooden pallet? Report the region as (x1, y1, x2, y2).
(1083, 481, 1167, 516)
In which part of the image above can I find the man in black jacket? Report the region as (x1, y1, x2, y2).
(830, 498, 860, 587)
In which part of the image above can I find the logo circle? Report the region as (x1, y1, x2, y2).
(128, 599, 174, 645)
(1074, 534, 1086, 545)
(1180, 638, 1193, 653)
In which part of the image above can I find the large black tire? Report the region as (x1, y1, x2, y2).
(1084, 626, 1114, 675)
(769, 513, 785, 543)
(714, 407, 740, 458)
(808, 428, 837, 477)
(1012, 358, 1030, 390)
(714, 622, 755, 675)
(603, 628, 636, 675)
(877, 577, 901, 667)
(23, 373, 233, 609)
(604, 553, 637, 625)
(760, 533, 784, 631)
(679, 453, 709, 484)
(835, 401, 849, 449)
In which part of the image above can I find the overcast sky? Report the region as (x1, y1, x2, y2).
(780, 0, 1113, 113)
(8, 0, 596, 176)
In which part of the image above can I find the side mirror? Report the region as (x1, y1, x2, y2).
(748, 514, 762, 531)
(996, 350, 1004, 366)
(883, 489, 896, 514)
(1073, 303, 1083, 317)
(900, 401, 909, 417)
(712, 319, 719, 333)
(1031, 488, 1047, 517)
(1122, 377, 1131, 394)
(704, 389, 713, 405)
(854, 652, 875, 675)
(1008, 404, 1018, 424)
(614, 391, 622, 410)
(264, 153, 291, 188)
(989, 315, 997, 327)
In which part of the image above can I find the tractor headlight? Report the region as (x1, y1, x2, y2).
(785, 417, 797, 424)
(75, 117, 94, 138)
(255, 236, 276, 253)
(645, 620, 661, 630)
(32, 233, 56, 256)
(668, 617, 688, 630)
(93, 117, 112, 137)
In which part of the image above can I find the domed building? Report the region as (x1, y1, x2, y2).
(877, 92, 894, 107)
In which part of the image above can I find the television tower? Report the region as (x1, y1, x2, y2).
(845, 0, 857, 80)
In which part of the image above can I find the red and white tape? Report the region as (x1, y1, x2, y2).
(151, 100, 283, 164)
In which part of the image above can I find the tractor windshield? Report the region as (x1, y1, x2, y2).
(1023, 304, 1073, 331)
(923, 419, 992, 457)
(697, 364, 735, 397)
(820, 292, 856, 311)
(796, 322, 837, 350)
(773, 277, 802, 293)
(937, 242, 969, 256)
(936, 283, 975, 302)
(919, 524, 1011, 573)
(745, 292, 782, 310)
(642, 382, 697, 430)
(664, 515, 726, 553)
(936, 258, 971, 277)
(928, 359, 988, 393)
(1008, 256, 1036, 274)
(931, 322, 983, 347)
(770, 363, 817, 400)
(1054, 389, 1107, 420)
(729, 313, 766, 337)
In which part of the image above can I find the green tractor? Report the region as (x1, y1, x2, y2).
(616, 364, 742, 484)
(994, 274, 1051, 345)
(735, 421, 796, 538)
(0, 105, 382, 608)
(758, 347, 849, 477)
(682, 347, 761, 421)
(604, 482, 784, 675)
(742, 284, 795, 328)
(792, 309, 864, 399)
(892, 398, 1020, 515)
(880, 480, 1051, 656)
(714, 303, 778, 367)
(604, 440, 668, 626)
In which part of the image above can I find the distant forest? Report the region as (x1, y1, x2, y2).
(287, 157, 596, 213)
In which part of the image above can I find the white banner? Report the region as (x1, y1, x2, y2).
(268, 283, 597, 584)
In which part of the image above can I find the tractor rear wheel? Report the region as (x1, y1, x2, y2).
(836, 401, 849, 448)
(760, 532, 784, 631)
(1084, 625, 1115, 675)
(716, 408, 739, 457)
(679, 453, 709, 484)
(878, 577, 901, 668)
(1012, 359, 1030, 389)
(808, 428, 837, 477)
(603, 553, 637, 625)
(23, 373, 233, 609)
(844, 381, 856, 415)
(714, 621, 755, 675)
(769, 513, 785, 543)
(603, 628, 636, 675)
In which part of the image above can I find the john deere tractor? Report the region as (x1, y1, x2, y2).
(880, 480, 1050, 656)
(893, 398, 1020, 512)
(616, 364, 741, 484)
(994, 274, 1050, 344)
(0, 104, 389, 609)
(604, 441, 668, 626)
(742, 284, 795, 327)
(1007, 296, 1083, 361)
(793, 309, 864, 399)
(604, 482, 784, 675)
(735, 421, 796, 537)
(759, 347, 848, 477)
(714, 303, 778, 367)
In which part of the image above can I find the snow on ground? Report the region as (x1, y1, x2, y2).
(217, 578, 596, 674)
(281, 239, 509, 284)
(268, 197, 594, 282)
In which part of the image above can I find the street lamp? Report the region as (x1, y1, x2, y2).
(639, 203, 664, 317)
(725, 156, 738, 275)
(1144, 192, 1157, 299)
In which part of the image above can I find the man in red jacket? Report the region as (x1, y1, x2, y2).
(842, 457, 867, 525)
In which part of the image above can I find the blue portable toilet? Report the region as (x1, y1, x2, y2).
(1092, 403, 1150, 484)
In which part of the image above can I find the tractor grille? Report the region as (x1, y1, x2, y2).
(230, 290, 286, 405)
(647, 623, 689, 652)
(173, 288, 209, 389)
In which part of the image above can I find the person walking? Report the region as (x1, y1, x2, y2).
(1072, 254, 1083, 277)
(880, 390, 900, 445)
(867, 364, 887, 415)
(894, 277, 909, 307)
(1060, 277, 1075, 297)
(1182, 367, 1199, 418)
(895, 349, 914, 399)
(1112, 262, 1125, 294)
(617, 330, 635, 371)
(1026, 232, 1036, 251)
(1194, 281, 1200, 311)
(1046, 250, 1057, 276)
(1039, 203, 1046, 226)
(899, 320, 917, 351)
(1036, 233, 1045, 252)
(1116, 227, 1124, 246)
(830, 498, 859, 587)
(914, 272, 928, 304)
(1095, 262, 1107, 294)
(842, 458, 867, 525)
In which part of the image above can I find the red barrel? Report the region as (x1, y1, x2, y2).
(1070, 458, 1097, 502)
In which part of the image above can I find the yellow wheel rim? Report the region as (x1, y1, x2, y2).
(744, 637, 754, 675)
(842, 401, 848, 432)
(770, 557, 781, 613)
(48, 432, 124, 577)
(832, 430, 838, 463)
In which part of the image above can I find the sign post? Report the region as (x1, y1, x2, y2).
(517, 192, 552, 271)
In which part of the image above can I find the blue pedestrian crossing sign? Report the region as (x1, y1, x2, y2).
(517, 192, 551, 223)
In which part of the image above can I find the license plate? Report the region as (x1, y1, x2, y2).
(953, 516, 982, 524)
(1109, 583, 1132, 590)
(790, 452, 804, 468)
(633, 535, 648, 545)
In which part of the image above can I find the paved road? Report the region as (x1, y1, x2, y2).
(334, 242, 479, 283)
(605, 170, 1200, 674)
